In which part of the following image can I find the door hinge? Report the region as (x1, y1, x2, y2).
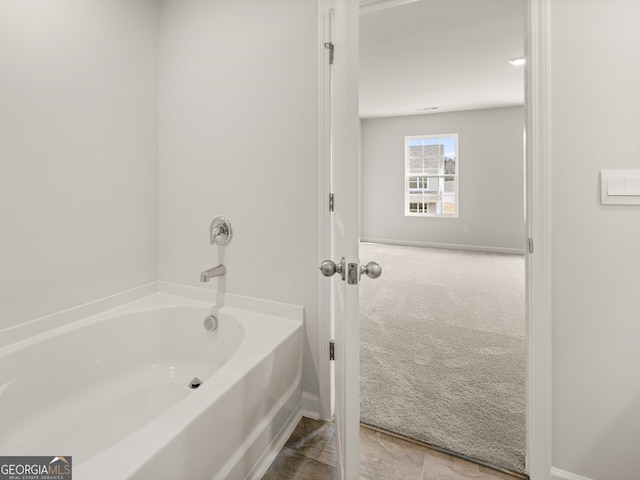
(329, 340, 335, 361)
(528, 237, 534, 254)
(324, 42, 334, 65)
(329, 193, 335, 212)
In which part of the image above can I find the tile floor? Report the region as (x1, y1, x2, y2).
(262, 417, 525, 480)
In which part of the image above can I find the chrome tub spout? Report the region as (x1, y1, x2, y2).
(200, 264, 226, 282)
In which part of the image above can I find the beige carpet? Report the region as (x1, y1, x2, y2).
(359, 242, 526, 473)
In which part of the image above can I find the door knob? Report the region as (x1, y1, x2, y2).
(319, 257, 345, 280)
(360, 261, 382, 279)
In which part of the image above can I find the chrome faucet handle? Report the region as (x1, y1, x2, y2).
(210, 216, 232, 245)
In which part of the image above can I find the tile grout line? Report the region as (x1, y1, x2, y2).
(317, 431, 337, 467)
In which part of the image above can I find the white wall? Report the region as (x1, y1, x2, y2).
(361, 107, 525, 252)
(0, 0, 323, 409)
(157, 0, 321, 400)
(550, 1, 640, 479)
(7, 5, 638, 477)
(0, 0, 159, 330)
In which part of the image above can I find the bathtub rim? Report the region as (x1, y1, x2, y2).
(0, 281, 303, 350)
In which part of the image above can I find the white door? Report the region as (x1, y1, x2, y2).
(318, 3, 550, 479)
(319, 0, 362, 478)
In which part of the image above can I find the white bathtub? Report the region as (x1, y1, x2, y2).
(0, 288, 303, 479)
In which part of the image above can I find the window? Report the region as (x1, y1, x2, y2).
(405, 134, 458, 217)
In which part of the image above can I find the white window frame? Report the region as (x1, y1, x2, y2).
(404, 133, 459, 218)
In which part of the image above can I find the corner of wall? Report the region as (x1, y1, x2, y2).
(301, 391, 324, 420)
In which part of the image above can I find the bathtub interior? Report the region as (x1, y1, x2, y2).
(0, 290, 302, 475)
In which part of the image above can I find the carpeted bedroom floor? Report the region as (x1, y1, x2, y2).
(359, 242, 526, 474)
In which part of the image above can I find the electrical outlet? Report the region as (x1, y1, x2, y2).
(463, 225, 470, 234)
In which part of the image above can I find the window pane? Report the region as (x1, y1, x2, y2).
(409, 157, 423, 174)
(444, 176, 455, 193)
(444, 157, 456, 174)
(409, 145, 423, 157)
(443, 200, 456, 215)
(423, 155, 440, 173)
(405, 134, 458, 217)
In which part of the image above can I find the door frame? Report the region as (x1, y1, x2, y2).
(317, 0, 552, 478)
(523, 1, 552, 478)
(317, 0, 335, 422)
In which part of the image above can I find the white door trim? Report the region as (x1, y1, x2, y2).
(317, 0, 334, 421)
(317, 1, 553, 478)
(525, 0, 552, 478)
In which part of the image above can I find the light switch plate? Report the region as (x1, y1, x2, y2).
(601, 170, 640, 205)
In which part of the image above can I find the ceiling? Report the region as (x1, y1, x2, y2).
(359, 0, 526, 118)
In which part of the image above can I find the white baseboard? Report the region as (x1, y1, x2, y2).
(551, 467, 596, 480)
(360, 237, 525, 255)
(246, 406, 303, 480)
(301, 391, 322, 420)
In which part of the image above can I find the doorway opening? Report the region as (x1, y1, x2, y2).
(358, 0, 527, 474)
